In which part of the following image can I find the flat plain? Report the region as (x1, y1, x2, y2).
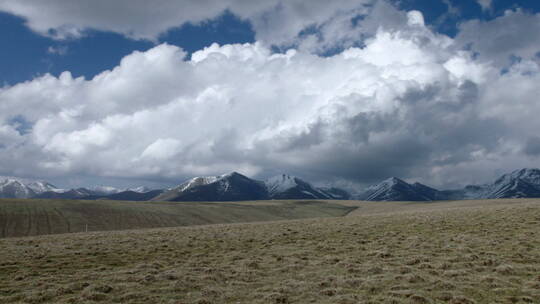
(0, 199, 355, 238)
(0, 199, 539, 303)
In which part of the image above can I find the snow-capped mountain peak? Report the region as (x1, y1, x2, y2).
(0, 176, 59, 198)
(364, 177, 405, 192)
(380, 177, 406, 186)
(265, 174, 303, 195)
(127, 186, 153, 193)
(153, 172, 268, 201)
(178, 175, 223, 192)
(496, 168, 540, 185)
(173, 172, 249, 193)
(263, 174, 343, 200)
(482, 168, 540, 199)
(359, 177, 437, 201)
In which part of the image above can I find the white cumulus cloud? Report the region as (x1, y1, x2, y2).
(456, 9, 540, 67)
(0, 0, 373, 49)
(1, 3, 540, 188)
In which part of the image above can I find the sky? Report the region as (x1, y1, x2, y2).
(1, 0, 540, 190)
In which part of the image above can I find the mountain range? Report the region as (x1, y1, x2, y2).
(152, 173, 349, 202)
(3, 168, 540, 202)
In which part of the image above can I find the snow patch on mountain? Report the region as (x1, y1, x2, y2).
(264, 174, 349, 199)
(265, 174, 300, 195)
(0, 176, 59, 198)
(176, 173, 234, 193)
(494, 168, 540, 186)
(127, 186, 154, 193)
(480, 168, 540, 199)
(358, 177, 439, 201)
(154, 172, 268, 201)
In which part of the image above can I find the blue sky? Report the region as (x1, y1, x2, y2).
(2, 0, 539, 86)
(1, 0, 540, 189)
(0, 11, 254, 85)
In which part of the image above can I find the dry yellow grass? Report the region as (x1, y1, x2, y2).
(0, 199, 354, 238)
(0, 199, 539, 303)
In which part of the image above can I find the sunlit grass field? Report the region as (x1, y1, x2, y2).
(0, 199, 539, 303)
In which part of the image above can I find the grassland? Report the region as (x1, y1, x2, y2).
(0, 199, 539, 303)
(0, 199, 355, 238)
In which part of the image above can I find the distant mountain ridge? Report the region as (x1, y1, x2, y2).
(0, 176, 162, 201)
(0, 176, 58, 199)
(153, 172, 268, 202)
(3, 168, 540, 201)
(265, 174, 345, 200)
(357, 177, 437, 201)
(482, 168, 540, 199)
(355, 168, 540, 201)
(152, 172, 347, 202)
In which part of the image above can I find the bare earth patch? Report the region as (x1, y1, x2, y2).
(0, 199, 539, 303)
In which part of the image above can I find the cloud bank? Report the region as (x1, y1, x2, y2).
(0, 0, 373, 48)
(1, 1, 540, 188)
